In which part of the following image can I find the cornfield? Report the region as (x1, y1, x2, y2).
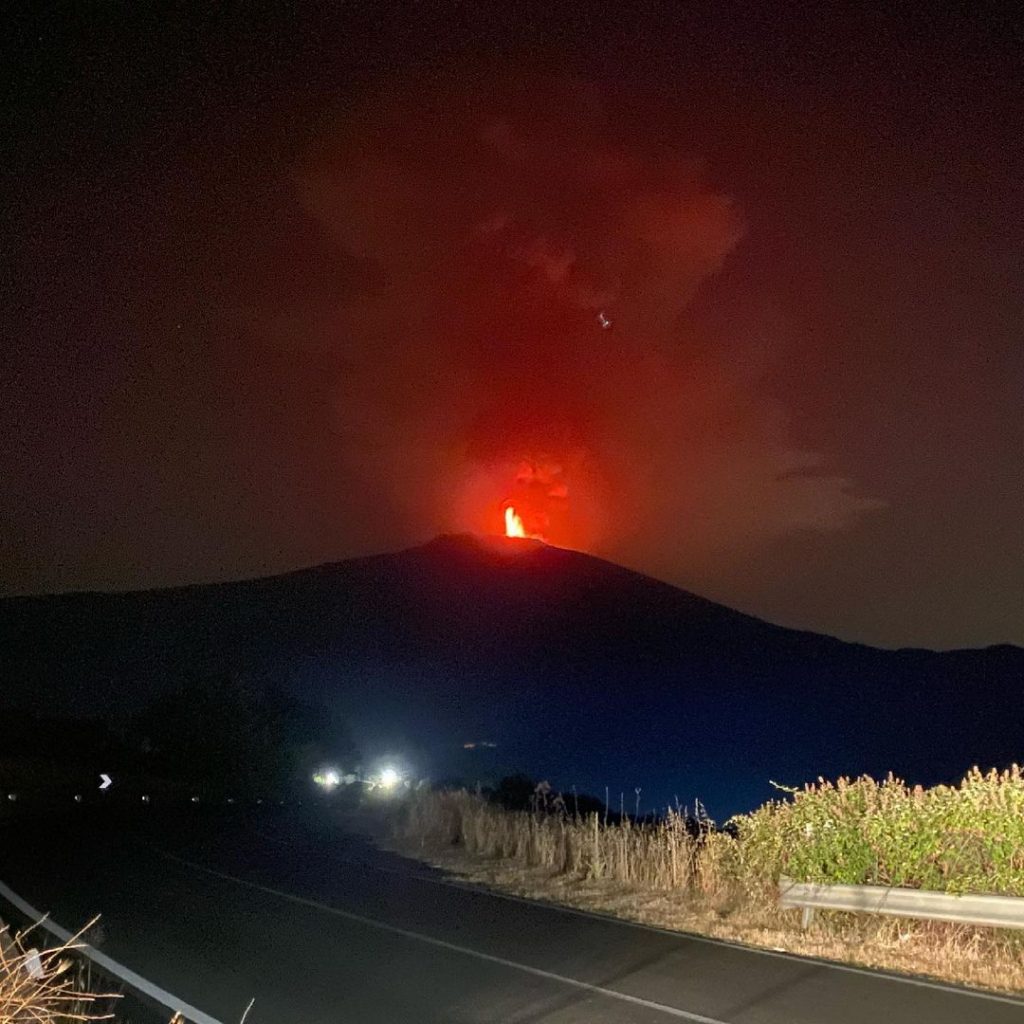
(738, 766, 1024, 895)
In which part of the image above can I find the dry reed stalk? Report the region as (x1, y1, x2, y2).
(0, 916, 119, 1023)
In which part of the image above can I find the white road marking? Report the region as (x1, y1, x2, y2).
(161, 849, 729, 1023)
(247, 825, 1024, 1009)
(0, 879, 224, 1024)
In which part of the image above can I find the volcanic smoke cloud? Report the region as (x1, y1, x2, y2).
(297, 73, 881, 575)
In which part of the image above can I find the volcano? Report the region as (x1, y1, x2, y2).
(2, 534, 1021, 816)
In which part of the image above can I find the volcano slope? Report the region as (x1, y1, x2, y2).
(2, 534, 1021, 815)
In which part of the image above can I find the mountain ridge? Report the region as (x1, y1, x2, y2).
(6, 533, 1016, 657)
(2, 533, 1020, 816)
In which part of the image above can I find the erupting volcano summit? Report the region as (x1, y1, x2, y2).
(504, 505, 544, 540)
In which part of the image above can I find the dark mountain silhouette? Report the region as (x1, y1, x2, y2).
(2, 534, 1021, 817)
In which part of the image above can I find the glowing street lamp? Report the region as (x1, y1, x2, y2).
(313, 768, 342, 790)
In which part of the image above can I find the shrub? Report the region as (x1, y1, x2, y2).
(736, 766, 1024, 895)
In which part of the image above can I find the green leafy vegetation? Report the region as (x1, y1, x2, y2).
(738, 766, 1024, 895)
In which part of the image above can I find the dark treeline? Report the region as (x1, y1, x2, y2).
(0, 673, 356, 799)
(134, 672, 357, 797)
(480, 773, 720, 835)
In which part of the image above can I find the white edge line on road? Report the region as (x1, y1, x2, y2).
(358, 856, 1024, 1007)
(160, 849, 728, 1024)
(0, 879, 225, 1024)
(252, 826, 1024, 1010)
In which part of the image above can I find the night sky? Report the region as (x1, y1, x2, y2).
(3, 4, 1022, 649)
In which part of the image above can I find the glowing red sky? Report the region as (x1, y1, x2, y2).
(296, 74, 883, 561)
(1, 5, 1021, 648)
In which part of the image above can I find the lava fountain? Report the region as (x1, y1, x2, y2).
(504, 506, 527, 538)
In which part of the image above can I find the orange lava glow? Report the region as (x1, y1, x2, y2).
(451, 456, 603, 551)
(504, 505, 527, 538)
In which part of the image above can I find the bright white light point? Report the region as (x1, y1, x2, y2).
(379, 767, 400, 789)
(313, 768, 341, 790)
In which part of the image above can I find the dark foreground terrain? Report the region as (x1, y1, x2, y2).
(2, 803, 1022, 1024)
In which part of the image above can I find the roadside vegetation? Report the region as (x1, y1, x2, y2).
(0, 916, 251, 1023)
(0, 916, 118, 1022)
(390, 767, 1024, 994)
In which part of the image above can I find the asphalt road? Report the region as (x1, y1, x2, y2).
(1, 805, 1022, 1024)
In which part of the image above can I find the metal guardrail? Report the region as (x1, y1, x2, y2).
(0, 880, 224, 1024)
(779, 875, 1024, 930)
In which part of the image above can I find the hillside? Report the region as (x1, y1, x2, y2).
(2, 534, 1020, 816)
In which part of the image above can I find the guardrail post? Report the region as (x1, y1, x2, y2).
(800, 905, 815, 930)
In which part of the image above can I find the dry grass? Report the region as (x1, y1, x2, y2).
(389, 780, 1024, 996)
(0, 916, 118, 1022)
(0, 912, 255, 1024)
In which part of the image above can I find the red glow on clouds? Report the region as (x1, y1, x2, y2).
(503, 459, 566, 541)
(454, 454, 603, 550)
(298, 73, 883, 585)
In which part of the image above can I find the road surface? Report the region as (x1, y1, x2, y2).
(1, 806, 1021, 1023)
